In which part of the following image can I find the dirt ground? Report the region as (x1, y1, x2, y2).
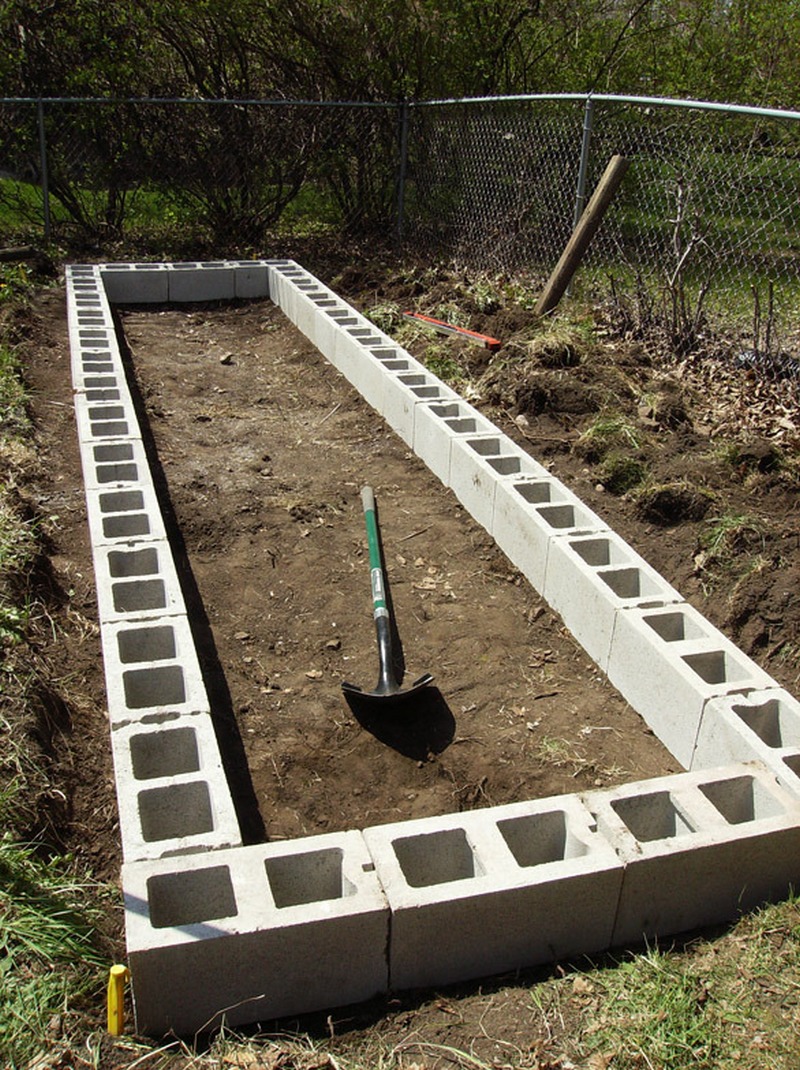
(19, 265, 800, 1062)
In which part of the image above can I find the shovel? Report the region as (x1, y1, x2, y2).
(342, 486, 433, 701)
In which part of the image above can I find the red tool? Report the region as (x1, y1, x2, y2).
(402, 311, 502, 352)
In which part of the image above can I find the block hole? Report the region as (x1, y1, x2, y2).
(612, 790, 695, 842)
(123, 665, 186, 709)
(515, 482, 553, 505)
(393, 827, 484, 887)
(445, 418, 478, 433)
(429, 403, 462, 418)
(130, 726, 200, 780)
(90, 420, 129, 437)
(96, 463, 138, 484)
(147, 865, 236, 928)
(488, 456, 522, 475)
(699, 775, 784, 824)
(103, 514, 150, 539)
(412, 386, 443, 398)
(782, 754, 800, 778)
(108, 547, 159, 578)
(100, 490, 144, 513)
(118, 625, 177, 664)
(112, 578, 167, 613)
(139, 781, 213, 841)
(86, 389, 120, 402)
(734, 699, 800, 748)
(398, 374, 427, 386)
(498, 809, 589, 868)
(538, 503, 577, 529)
(600, 567, 663, 600)
(572, 537, 612, 567)
(88, 405, 125, 421)
(644, 610, 707, 643)
(682, 650, 747, 685)
(265, 847, 355, 908)
(467, 437, 502, 457)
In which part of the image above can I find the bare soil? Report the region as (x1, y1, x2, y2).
(19, 265, 800, 1064)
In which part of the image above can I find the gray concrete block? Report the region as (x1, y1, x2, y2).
(100, 263, 171, 304)
(101, 615, 208, 725)
(492, 476, 610, 594)
(608, 603, 777, 767)
(84, 481, 169, 550)
(448, 433, 550, 534)
(363, 799, 623, 991)
(74, 393, 140, 443)
(167, 263, 236, 303)
(123, 832, 389, 1034)
(412, 399, 499, 486)
(543, 531, 683, 671)
(77, 435, 151, 490)
(380, 367, 460, 447)
(586, 765, 800, 945)
(693, 688, 800, 794)
(91, 540, 184, 623)
(110, 714, 241, 862)
(230, 260, 271, 299)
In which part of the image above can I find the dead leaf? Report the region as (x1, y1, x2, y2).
(305, 669, 323, 680)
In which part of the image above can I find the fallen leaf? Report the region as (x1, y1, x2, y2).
(305, 669, 323, 680)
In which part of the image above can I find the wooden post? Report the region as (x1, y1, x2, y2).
(535, 154, 630, 317)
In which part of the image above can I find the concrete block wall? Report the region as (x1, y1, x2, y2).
(67, 265, 241, 865)
(122, 831, 390, 1035)
(66, 261, 800, 1035)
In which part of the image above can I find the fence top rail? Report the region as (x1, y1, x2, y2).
(410, 92, 800, 123)
(0, 96, 397, 109)
(2, 92, 799, 124)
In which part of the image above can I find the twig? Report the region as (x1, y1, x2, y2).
(399, 526, 430, 542)
(317, 401, 343, 426)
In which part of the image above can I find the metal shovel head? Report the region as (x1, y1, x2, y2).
(341, 671, 434, 702)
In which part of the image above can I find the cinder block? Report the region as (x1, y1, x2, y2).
(363, 799, 623, 992)
(693, 688, 800, 794)
(310, 304, 360, 361)
(586, 764, 800, 946)
(73, 394, 141, 443)
(230, 260, 271, 299)
(101, 616, 209, 725)
(77, 435, 151, 490)
(543, 531, 683, 671)
(90, 539, 184, 623)
(84, 481, 169, 550)
(110, 714, 240, 861)
(100, 263, 171, 304)
(167, 263, 236, 302)
(412, 399, 499, 485)
(492, 476, 610, 594)
(608, 603, 777, 767)
(381, 367, 460, 447)
(123, 832, 389, 1034)
(448, 433, 550, 534)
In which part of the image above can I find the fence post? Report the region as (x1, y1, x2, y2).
(396, 100, 410, 244)
(573, 97, 594, 228)
(36, 99, 51, 243)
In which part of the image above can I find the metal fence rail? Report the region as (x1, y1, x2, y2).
(1, 93, 799, 359)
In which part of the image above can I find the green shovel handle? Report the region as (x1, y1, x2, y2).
(361, 485, 387, 618)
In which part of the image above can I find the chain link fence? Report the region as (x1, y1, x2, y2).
(1, 93, 799, 370)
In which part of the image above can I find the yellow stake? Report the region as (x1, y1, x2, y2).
(107, 964, 130, 1036)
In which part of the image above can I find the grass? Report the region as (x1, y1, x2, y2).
(0, 786, 110, 1069)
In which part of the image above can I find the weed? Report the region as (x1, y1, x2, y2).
(365, 301, 404, 334)
(574, 411, 641, 463)
(599, 452, 649, 495)
(701, 512, 765, 563)
(422, 344, 466, 384)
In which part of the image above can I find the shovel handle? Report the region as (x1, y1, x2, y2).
(360, 485, 387, 619)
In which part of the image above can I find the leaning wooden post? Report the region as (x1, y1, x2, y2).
(535, 154, 630, 317)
